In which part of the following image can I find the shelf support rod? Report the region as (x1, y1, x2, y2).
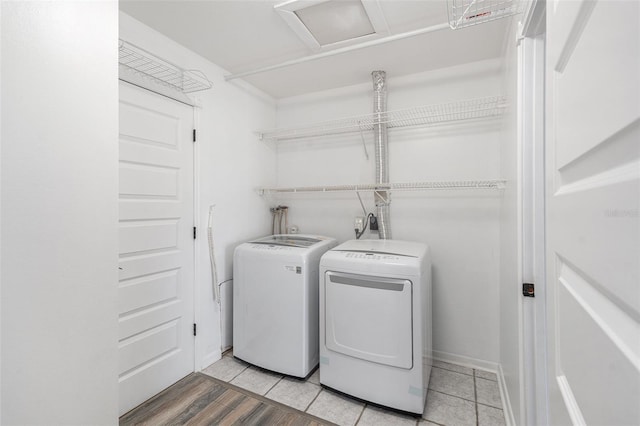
(224, 22, 450, 81)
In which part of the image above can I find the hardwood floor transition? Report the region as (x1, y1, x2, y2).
(119, 373, 332, 425)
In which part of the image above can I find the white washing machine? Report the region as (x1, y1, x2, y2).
(233, 234, 337, 378)
(319, 239, 432, 414)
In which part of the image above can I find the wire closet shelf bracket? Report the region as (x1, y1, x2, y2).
(256, 96, 506, 142)
(447, 0, 521, 29)
(119, 39, 212, 94)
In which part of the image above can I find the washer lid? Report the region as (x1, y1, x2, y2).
(331, 239, 428, 258)
(250, 235, 322, 248)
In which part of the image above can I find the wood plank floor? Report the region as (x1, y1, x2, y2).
(120, 373, 333, 426)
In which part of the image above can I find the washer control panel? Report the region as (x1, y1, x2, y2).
(250, 244, 292, 251)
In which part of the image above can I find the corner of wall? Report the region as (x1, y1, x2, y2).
(0, 1, 3, 420)
(498, 13, 523, 426)
(201, 350, 223, 371)
(498, 363, 518, 426)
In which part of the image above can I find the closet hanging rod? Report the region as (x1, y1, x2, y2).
(224, 22, 450, 81)
(258, 180, 506, 195)
(257, 96, 506, 142)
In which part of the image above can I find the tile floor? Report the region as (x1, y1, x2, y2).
(202, 352, 507, 426)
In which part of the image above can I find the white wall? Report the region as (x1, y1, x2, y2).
(0, 2, 3, 421)
(499, 19, 523, 426)
(119, 13, 277, 369)
(275, 60, 504, 365)
(1, 2, 119, 424)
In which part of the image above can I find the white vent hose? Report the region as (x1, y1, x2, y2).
(372, 70, 391, 239)
(207, 205, 221, 305)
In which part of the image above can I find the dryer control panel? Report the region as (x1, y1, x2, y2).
(344, 252, 403, 261)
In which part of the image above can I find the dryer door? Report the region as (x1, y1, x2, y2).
(325, 271, 413, 369)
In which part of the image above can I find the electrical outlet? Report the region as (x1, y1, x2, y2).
(369, 215, 379, 231)
(354, 217, 365, 233)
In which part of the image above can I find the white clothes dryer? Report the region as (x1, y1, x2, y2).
(233, 234, 337, 378)
(319, 239, 432, 414)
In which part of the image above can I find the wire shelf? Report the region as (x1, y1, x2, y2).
(448, 0, 520, 29)
(257, 96, 506, 142)
(119, 39, 212, 94)
(258, 180, 506, 195)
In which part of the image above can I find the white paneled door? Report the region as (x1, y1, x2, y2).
(546, 1, 639, 425)
(118, 82, 195, 415)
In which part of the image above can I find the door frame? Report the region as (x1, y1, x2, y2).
(191, 98, 204, 371)
(517, 1, 548, 425)
(189, 101, 199, 372)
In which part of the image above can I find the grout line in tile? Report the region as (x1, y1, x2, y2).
(426, 384, 477, 405)
(353, 402, 366, 426)
(421, 411, 447, 426)
(433, 364, 474, 377)
(263, 374, 283, 397)
(477, 401, 505, 411)
(226, 361, 249, 383)
(474, 373, 496, 382)
(428, 389, 477, 405)
(299, 382, 322, 412)
(473, 371, 479, 426)
(475, 376, 500, 386)
(474, 370, 498, 382)
(304, 388, 323, 413)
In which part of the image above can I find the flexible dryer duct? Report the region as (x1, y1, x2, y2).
(372, 71, 391, 239)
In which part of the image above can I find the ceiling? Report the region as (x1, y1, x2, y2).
(119, 0, 513, 99)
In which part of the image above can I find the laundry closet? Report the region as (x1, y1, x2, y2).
(1, 1, 638, 425)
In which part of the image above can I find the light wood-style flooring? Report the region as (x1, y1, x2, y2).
(120, 373, 331, 426)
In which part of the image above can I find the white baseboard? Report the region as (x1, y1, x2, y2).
(557, 375, 586, 426)
(433, 350, 515, 426)
(433, 350, 500, 372)
(199, 349, 222, 371)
